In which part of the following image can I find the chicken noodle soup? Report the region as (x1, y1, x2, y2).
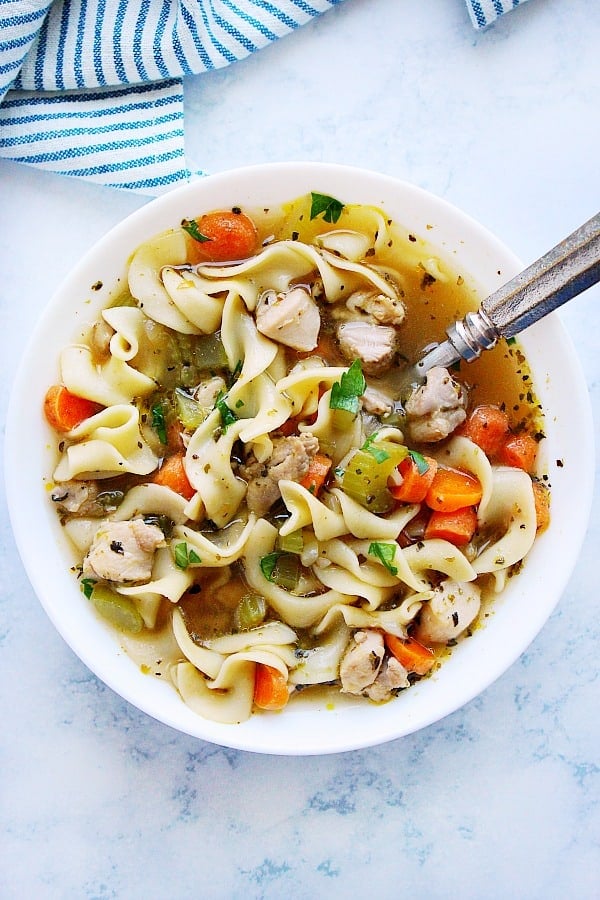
(45, 194, 549, 724)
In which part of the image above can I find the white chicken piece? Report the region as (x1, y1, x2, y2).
(194, 375, 226, 408)
(240, 433, 320, 518)
(363, 655, 410, 702)
(255, 285, 321, 351)
(346, 289, 406, 326)
(337, 321, 398, 376)
(414, 578, 481, 644)
(340, 629, 385, 694)
(82, 519, 165, 583)
(404, 366, 467, 442)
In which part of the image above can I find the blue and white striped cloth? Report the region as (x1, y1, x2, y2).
(0, 0, 530, 194)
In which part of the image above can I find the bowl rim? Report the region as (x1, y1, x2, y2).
(5, 161, 595, 755)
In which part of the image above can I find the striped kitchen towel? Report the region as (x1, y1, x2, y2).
(0, 0, 530, 194)
(465, 0, 530, 30)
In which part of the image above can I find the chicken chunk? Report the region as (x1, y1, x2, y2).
(337, 321, 399, 376)
(361, 385, 395, 416)
(255, 285, 321, 351)
(240, 433, 320, 517)
(51, 480, 101, 516)
(363, 655, 410, 702)
(414, 578, 481, 644)
(340, 630, 385, 694)
(194, 375, 227, 408)
(404, 366, 467, 442)
(82, 518, 165, 583)
(346, 289, 406, 326)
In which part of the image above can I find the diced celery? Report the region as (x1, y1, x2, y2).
(90, 584, 144, 634)
(342, 440, 408, 513)
(191, 332, 229, 371)
(272, 553, 301, 591)
(277, 529, 304, 555)
(174, 388, 208, 429)
(234, 593, 267, 631)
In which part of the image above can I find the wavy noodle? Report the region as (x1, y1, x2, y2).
(161, 267, 225, 335)
(184, 413, 247, 527)
(243, 519, 352, 628)
(288, 620, 351, 686)
(171, 515, 256, 568)
(102, 306, 147, 362)
(301, 389, 364, 463)
(53, 405, 158, 480)
(279, 482, 347, 542)
(128, 228, 200, 334)
(314, 592, 431, 638)
(331, 489, 419, 540)
(402, 539, 478, 590)
(111, 484, 189, 524)
(472, 466, 537, 577)
(220, 293, 279, 387)
(171, 660, 256, 724)
(117, 547, 194, 605)
(276, 364, 348, 416)
(60, 346, 156, 406)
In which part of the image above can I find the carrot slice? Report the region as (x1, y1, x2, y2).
(152, 453, 195, 500)
(253, 664, 290, 711)
(457, 404, 510, 456)
(388, 455, 438, 503)
(384, 633, 435, 675)
(185, 210, 258, 263)
(43, 384, 102, 432)
(425, 467, 483, 512)
(532, 480, 551, 533)
(498, 432, 538, 472)
(299, 452, 332, 496)
(424, 506, 478, 546)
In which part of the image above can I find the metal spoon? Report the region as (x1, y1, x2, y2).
(407, 211, 600, 383)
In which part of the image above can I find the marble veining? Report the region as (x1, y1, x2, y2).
(1, 0, 598, 897)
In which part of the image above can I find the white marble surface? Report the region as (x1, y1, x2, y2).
(1, 1, 599, 897)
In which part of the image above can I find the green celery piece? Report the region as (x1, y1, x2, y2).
(234, 593, 267, 631)
(90, 584, 144, 634)
(342, 440, 408, 513)
(174, 388, 208, 430)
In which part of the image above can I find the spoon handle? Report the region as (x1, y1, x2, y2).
(482, 211, 600, 337)
(416, 211, 600, 375)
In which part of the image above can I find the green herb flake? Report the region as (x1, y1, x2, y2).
(80, 578, 96, 600)
(368, 541, 399, 576)
(216, 395, 238, 431)
(174, 542, 201, 570)
(260, 551, 281, 582)
(408, 449, 430, 475)
(329, 359, 366, 414)
(362, 432, 390, 463)
(506, 336, 517, 346)
(150, 401, 168, 444)
(309, 192, 345, 224)
(181, 218, 212, 243)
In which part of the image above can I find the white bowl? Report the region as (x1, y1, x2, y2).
(5, 163, 594, 755)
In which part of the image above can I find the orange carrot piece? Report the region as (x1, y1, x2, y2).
(185, 210, 258, 263)
(425, 467, 483, 512)
(498, 432, 538, 472)
(457, 404, 510, 456)
(253, 664, 290, 711)
(532, 480, 551, 533)
(384, 633, 435, 675)
(424, 506, 478, 546)
(299, 452, 332, 496)
(389, 455, 438, 503)
(43, 384, 102, 432)
(153, 453, 195, 500)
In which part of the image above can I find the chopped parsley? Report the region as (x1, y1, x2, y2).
(260, 551, 281, 582)
(368, 541, 399, 576)
(216, 394, 238, 431)
(174, 542, 201, 570)
(408, 449, 430, 475)
(362, 432, 390, 463)
(329, 359, 366, 415)
(150, 401, 168, 445)
(310, 192, 345, 224)
(80, 578, 96, 600)
(181, 218, 211, 243)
